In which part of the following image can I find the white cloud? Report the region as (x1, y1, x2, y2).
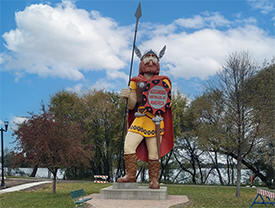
(66, 83, 84, 94)
(175, 15, 205, 29)
(67, 79, 116, 94)
(89, 79, 114, 91)
(0, 54, 4, 64)
(12, 116, 28, 125)
(175, 12, 231, 29)
(106, 70, 128, 81)
(0, 120, 10, 127)
(203, 12, 231, 28)
(2, 2, 275, 82)
(2, 1, 131, 80)
(247, 0, 275, 14)
(139, 20, 275, 79)
(141, 12, 231, 39)
(10, 116, 28, 131)
(246, 0, 275, 31)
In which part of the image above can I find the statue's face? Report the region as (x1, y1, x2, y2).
(139, 53, 160, 75)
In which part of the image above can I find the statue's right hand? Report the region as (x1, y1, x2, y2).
(120, 88, 131, 99)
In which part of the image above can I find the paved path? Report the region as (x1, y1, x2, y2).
(0, 181, 52, 194)
(87, 194, 190, 208)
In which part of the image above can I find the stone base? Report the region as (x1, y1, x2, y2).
(112, 182, 138, 189)
(100, 183, 168, 200)
(88, 194, 190, 208)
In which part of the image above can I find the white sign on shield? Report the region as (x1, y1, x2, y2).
(148, 85, 167, 110)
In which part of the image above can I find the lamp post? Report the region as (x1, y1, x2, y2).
(1, 121, 8, 188)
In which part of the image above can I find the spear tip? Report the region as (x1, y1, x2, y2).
(135, 2, 142, 20)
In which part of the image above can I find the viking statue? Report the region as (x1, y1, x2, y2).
(117, 46, 174, 189)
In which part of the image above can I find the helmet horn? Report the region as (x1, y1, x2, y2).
(159, 45, 166, 59)
(134, 46, 142, 59)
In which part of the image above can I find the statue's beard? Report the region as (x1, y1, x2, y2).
(139, 62, 160, 75)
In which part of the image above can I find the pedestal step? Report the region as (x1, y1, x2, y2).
(100, 183, 168, 200)
(112, 182, 138, 189)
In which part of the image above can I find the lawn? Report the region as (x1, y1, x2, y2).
(167, 184, 265, 208)
(0, 181, 271, 208)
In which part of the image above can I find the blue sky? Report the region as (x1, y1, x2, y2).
(1, 0, 275, 149)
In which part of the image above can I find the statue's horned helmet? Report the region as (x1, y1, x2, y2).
(134, 45, 166, 61)
(135, 46, 166, 75)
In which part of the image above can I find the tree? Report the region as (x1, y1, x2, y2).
(200, 51, 258, 197)
(246, 63, 274, 144)
(49, 90, 124, 181)
(13, 107, 90, 193)
(49, 90, 84, 124)
(191, 91, 226, 185)
(172, 92, 213, 184)
(81, 90, 124, 181)
(174, 96, 216, 184)
(194, 90, 274, 187)
(244, 63, 275, 188)
(49, 91, 90, 179)
(2, 148, 13, 168)
(157, 92, 188, 183)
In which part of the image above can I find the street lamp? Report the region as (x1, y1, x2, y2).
(1, 121, 8, 188)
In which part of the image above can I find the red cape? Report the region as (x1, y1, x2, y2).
(128, 75, 174, 162)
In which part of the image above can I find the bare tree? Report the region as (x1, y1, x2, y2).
(216, 51, 258, 197)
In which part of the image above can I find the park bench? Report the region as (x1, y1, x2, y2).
(249, 189, 275, 208)
(70, 189, 92, 208)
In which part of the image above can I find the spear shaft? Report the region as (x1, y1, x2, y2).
(116, 2, 142, 179)
(128, 3, 141, 86)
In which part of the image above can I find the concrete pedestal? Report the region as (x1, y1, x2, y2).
(100, 183, 168, 200)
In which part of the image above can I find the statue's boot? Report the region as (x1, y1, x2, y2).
(117, 153, 137, 183)
(148, 159, 160, 189)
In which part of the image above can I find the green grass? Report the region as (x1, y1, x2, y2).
(0, 182, 109, 208)
(0, 182, 272, 208)
(167, 184, 269, 208)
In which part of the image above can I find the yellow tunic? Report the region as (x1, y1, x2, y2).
(128, 79, 171, 138)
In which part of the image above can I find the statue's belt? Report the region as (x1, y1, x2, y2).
(134, 107, 157, 119)
(134, 106, 162, 159)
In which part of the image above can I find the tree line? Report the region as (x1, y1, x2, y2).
(9, 51, 274, 195)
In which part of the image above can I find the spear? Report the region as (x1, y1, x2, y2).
(128, 2, 142, 85)
(116, 2, 142, 179)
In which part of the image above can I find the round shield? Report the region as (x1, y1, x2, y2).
(142, 79, 171, 115)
